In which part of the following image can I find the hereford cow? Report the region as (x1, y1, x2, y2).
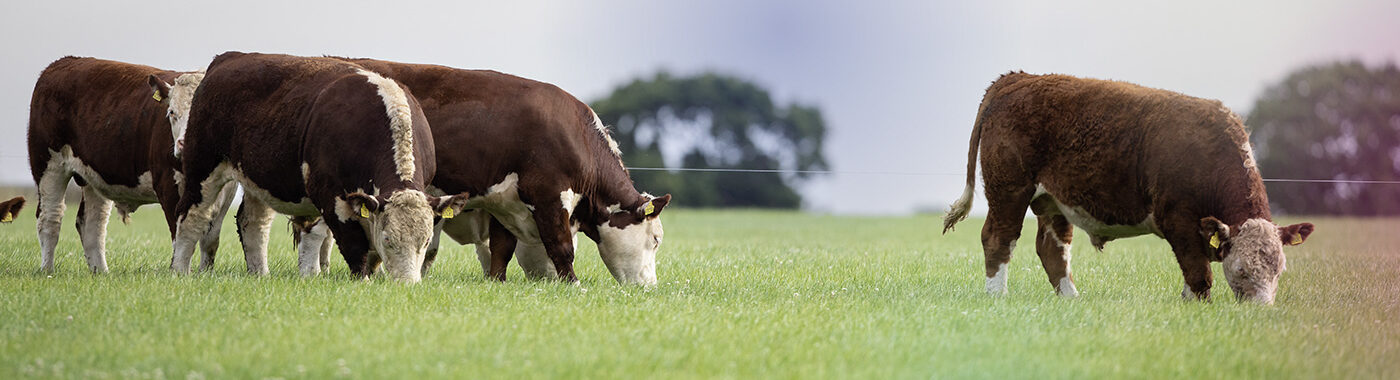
(26, 57, 235, 273)
(343, 58, 671, 285)
(170, 52, 465, 283)
(0, 196, 24, 223)
(942, 72, 1313, 304)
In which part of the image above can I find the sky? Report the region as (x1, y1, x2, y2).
(1, 0, 1397, 214)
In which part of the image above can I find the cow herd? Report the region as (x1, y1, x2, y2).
(22, 52, 669, 286)
(11, 54, 1314, 304)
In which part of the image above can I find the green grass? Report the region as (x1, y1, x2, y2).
(0, 208, 1396, 379)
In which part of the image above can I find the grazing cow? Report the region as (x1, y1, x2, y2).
(943, 72, 1313, 304)
(26, 57, 235, 273)
(1, 196, 24, 223)
(170, 52, 464, 282)
(345, 58, 671, 285)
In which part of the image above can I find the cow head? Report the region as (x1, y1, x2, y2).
(588, 193, 670, 286)
(1201, 217, 1314, 304)
(148, 73, 205, 158)
(340, 190, 467, 283)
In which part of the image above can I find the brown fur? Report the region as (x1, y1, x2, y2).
(345, 58, 670, 282)
(945, 72, 1312, 300)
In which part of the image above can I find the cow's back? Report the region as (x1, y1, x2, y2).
(980, 73, 1268, 224)
(27, 57, 177, 188)
(347, 58, 595, 195)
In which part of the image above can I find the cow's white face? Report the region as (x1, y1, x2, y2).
(162, 73, 204, 158)
(595, 194, 670, 286)
(1217, 218, 1311, 304)
(341, 190, 466, 283)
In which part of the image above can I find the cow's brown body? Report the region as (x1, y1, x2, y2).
(171, 52, 455, 282)
(26, 57, 230, 272)
(944, 72, 1311, 302)
(346, 58, 669, 284)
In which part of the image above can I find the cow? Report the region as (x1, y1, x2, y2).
(942, 72, 1313, 304)
(26, 57, 236, 273)
(169, 52, 465, 283)
(1, 196, 24, 223)
(339, 58, 671, 285)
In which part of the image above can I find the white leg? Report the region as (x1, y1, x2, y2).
(77, 186, 112, 273)
(35, 169, 70, 272)
(235, 196, 274, 275)
(196, 182, 238, 272)
(318, 232, 333, 272)
(297, 219, 330, 277)
(474, 242, 492, 277)
(171, 171, 232, 274)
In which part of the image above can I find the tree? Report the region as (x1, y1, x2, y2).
(1247, 61, 1400, 215)
(591, 71, 829, 208)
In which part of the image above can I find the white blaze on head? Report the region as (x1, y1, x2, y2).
(166, 73, 205, 158)
(342, 190, 436, 283)
(357, 69, 416, 182)
(1220, 218, 1287, 304)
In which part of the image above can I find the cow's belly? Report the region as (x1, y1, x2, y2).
(51, 146, 158, 206)
(232, 169, 318, 216)
(1033, 184, 1161, 240)
(460, 173, 542, 245)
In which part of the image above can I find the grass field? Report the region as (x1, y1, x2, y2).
(0, 208, 1396, 379)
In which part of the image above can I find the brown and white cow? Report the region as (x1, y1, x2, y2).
(170, 52, 464, 283)
(0, 196, 24, 223)
(942, 72, 1313, 304)
(344, 58, 672, 285)
(26, 57, 235, 273)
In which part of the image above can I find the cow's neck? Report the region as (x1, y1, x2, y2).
(1210, 171, 1273, 227)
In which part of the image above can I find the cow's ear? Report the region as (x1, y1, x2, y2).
(636, 194, 671, 218)
(339, 193, 380, 221)
(1200, 217, 1230, 249)
(148, 75, 171, 103)
(1279, 222, 1314, 246)
(0, 196, 23, 223)
(429, 193, 469, 219)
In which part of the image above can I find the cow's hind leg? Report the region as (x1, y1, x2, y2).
(76, 186, 112, 273)
(1033, 213, 1077, 297)
(196, 182, 238, 272)
(981, 184, 1034, 295)
(487, 217, 518, 281)
(35, 168, 70, 272)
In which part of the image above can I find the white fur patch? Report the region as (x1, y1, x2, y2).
(232, 167, 318, 216)
(560, 189, 581, 217)
(590, 109, 623, 161)
(986, 262, 1009, 295)
(596, 216, 663, 286)
(357, 69, 416, 182)
(460, 173, 541, 245)
(606, 203, 624, 214)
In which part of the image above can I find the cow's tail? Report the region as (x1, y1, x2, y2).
(942, 94, 990, 234)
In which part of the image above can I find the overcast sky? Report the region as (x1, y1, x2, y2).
(2, 0, 1397, 214)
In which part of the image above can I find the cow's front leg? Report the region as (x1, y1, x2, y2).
(530, 202, 577, 283)
(487, 216, 517, 282)
(323, 214, 371, 278)
(171, 170, 233, 274)
(293, 216, 330, 277)
(420, 220, 444, 277)
(76, 186, 112, 273)
(235, 196, 274, 275)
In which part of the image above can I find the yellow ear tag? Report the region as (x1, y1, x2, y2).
(1209, 234, 1221, 249)
(1290, 234, 1302, 245)
(643, 201, 655, 215)
(153, 91, 163, 102)
(359, 204, 370, 218)
(441, 207, 454, 219)
(1, 214, 11, 223)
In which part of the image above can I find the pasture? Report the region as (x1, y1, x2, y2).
(0, 208, 1396, 378)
